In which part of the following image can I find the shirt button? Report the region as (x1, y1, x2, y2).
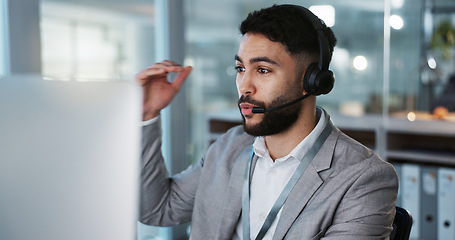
(260, 214, 267, 220)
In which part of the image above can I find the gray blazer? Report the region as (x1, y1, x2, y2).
(140, 110, 398, 239)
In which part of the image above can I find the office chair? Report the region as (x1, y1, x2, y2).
(390, 206, 413, 240)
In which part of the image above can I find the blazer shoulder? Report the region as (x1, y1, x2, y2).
(335, 130, 378, 161)
(204, 125, 254, 162)
(210, 125, 253, 149)
(331, 129, 395, 173)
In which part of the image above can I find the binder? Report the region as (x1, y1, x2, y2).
(402, 163, 420, 239)
(420, 166, 438, 240)
(438, 167, 455, 240)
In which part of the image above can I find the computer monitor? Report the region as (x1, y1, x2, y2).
(0, 75, 141, 240)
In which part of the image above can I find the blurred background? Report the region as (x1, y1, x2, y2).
(1, 0, 455, 239)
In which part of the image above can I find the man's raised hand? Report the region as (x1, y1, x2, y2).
(136, 60, 192, 120)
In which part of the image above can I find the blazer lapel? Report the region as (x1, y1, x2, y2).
(215, 145, 254, 239)
(272, 128, 339, 240)
(272, 164, 323, 240)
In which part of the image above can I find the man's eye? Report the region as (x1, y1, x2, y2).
(258, 68, 270, 74)
(235, 66, 245, 73)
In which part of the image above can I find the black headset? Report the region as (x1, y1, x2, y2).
(296, 6, 335, 96)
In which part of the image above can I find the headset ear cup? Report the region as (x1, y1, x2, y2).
(316, 70, 335, 95)
(304, 63, 334, 95)
(303, 63, 319, 94)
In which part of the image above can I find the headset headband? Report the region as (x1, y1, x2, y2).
(295, 6, 331, 71)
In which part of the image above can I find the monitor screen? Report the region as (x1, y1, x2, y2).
(0, 75, 141, 240)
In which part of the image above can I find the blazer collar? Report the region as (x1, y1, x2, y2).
(308, 109, 338, 173)
(311, 126, 339, 172)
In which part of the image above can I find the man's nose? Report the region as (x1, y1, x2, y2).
(237, 72, 255, 96)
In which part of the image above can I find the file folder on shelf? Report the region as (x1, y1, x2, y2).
(420, 166, 438, 240)
(438, 168, 455, 240)
(402, 164, 420, 239)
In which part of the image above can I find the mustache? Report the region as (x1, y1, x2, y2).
(238, 95, 266, 108)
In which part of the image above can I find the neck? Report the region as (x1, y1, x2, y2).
(265, 105, 317, 161)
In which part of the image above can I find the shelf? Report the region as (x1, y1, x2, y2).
(386, 115, 455, 137)
(387, 150, 455, 166)
(330, 113, 382, 131)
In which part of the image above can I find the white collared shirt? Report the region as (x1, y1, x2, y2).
(233, 108, 326, 240)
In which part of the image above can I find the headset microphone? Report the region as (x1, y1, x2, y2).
(251, 91, 314, 114)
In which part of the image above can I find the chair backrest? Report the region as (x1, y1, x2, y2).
(390, 206, 413, 240)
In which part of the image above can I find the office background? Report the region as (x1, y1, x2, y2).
(1, 0, 455, 239)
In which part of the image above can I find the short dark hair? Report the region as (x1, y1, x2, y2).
(240, 4, 337, 63)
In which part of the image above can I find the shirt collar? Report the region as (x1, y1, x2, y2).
(252, 107, 326, 163)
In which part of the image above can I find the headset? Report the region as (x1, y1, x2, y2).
(297, 5, 335, 96)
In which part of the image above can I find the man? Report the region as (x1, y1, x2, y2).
(138, 4, 398, 240)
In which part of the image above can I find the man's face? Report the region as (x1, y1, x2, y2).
(235, 33, 304, 136)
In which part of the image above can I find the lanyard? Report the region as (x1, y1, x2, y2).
(242, 120, 333, 240)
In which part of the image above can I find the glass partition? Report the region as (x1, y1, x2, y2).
(388, 0, 455, 120)
(388, 0, 423, 115)
(185, 0, 386, 162)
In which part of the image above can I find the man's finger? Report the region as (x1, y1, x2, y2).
(136, 62, 190, 86)
(160, 60, 180, 67)
(136, 68, 166, 84)
(172, 66, 193, 90)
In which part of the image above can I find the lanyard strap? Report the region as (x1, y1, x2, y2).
(242, 120, 333, 240)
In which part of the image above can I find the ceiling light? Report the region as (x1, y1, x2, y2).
(353, 55, 368, 71)
(390, 15, 404, 30)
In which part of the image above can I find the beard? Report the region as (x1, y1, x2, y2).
(238, 87, 303, 137)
